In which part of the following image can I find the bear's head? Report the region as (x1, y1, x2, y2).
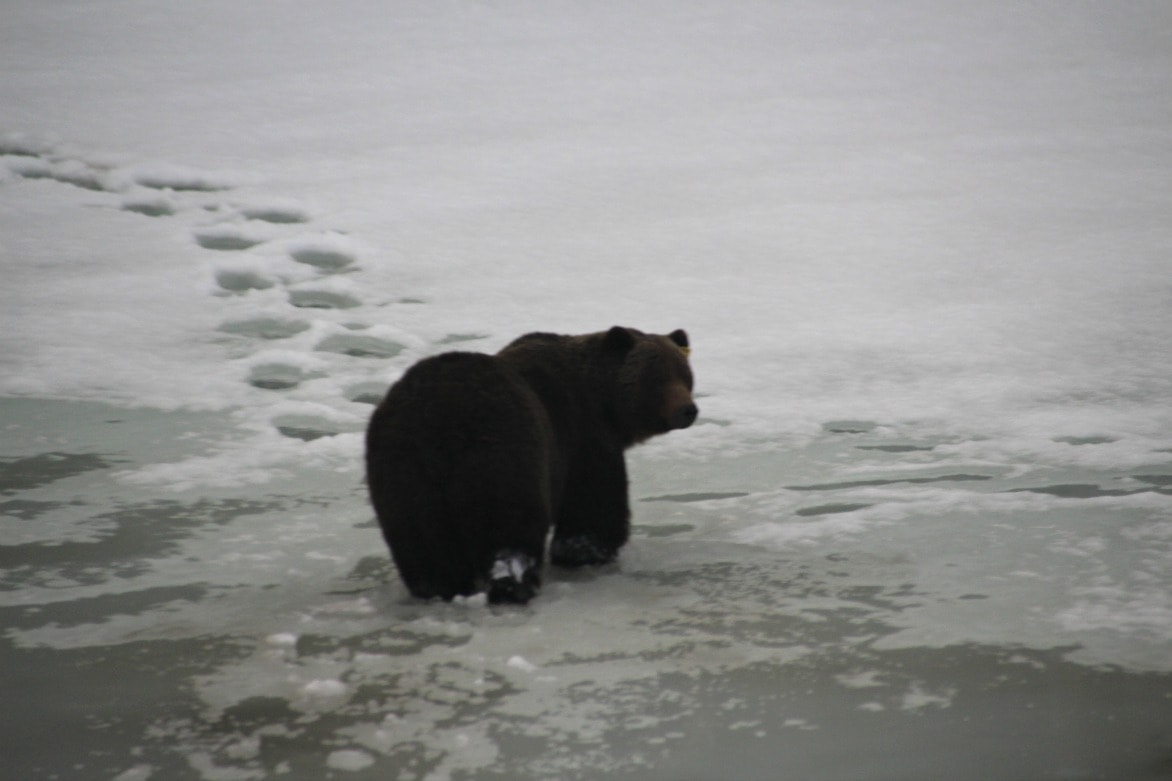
(603, 326, 698, 445)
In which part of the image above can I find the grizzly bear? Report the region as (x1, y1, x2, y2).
(365, 326, 696, 604)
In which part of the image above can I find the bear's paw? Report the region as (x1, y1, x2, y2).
(487, 551, 540, 605)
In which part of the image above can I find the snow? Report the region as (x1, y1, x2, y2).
(301, 678, 348, 699)
(507, 655, 539, 673)
(4, 5, 1170, 439)
(2, 1, 1171, 779)
(325, 749, 375, 772)
(265, 632, 298, 648)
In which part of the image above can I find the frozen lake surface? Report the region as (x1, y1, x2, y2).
(2, 1, 1171, 779)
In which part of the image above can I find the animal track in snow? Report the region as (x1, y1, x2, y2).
(439, 333, 490, 345)
(823, 420, 879, 435)
(191, 204, 317, 254)
(290, 246, 355, 272)
(315, 332, 406, 359)
(0, 134, 53, 158)
(287, 289, 362, 310)
(121, 192, 177, 217)
(1054, 435, 1118, 446)
(193, 224, 269, 251)
(0, 139, 271, 241)
(344, 382, 388, 406)
(6, 155, 109, 191)
(1, 137, 119, 193)
(286, 234, 360, 273)
(3, 136, 444, 449)
(238, 203, 311, 225)
(131, 163, 236, 193)
(272, 414, 349, 442)
(214, 267, 277, 293)
(218, 317, 312, 340)
(248, 363, 314, 391)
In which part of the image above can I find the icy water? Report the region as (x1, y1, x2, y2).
(4, 1, 1172, 778)
(2, 397, 1170, 780)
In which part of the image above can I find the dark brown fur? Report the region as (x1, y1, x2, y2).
(364, 326, 696, 604)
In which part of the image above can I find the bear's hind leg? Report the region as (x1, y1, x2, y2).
(487, 549, 541, 605)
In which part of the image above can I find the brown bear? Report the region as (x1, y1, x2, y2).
(364, 326, 696, 604)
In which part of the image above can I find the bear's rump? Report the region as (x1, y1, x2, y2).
(365, 353, 554, 598)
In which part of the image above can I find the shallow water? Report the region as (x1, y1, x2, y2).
(2, 397, 1169, 780)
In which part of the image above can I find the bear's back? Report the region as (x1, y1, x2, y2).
(366, 352, 547, 472)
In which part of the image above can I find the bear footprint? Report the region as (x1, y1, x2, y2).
(194, 224, 268, 251)
(272, 414, 358, 442)
(219, 317, 312, 340)
(131, 164, 234, 192)
(7, 155, 109, 192)
(344, 382, 389, 406)
(288, 289, 361, 309)
(287, 235, 359, 273)
(316, 333, 405, 359)
(239, 203, 310, 225)
(121, 192, 177, 217)
(215, 267, 276, 293)
(248, 363, 314, 391)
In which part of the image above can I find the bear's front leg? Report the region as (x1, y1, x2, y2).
(550, 445, 630, 567)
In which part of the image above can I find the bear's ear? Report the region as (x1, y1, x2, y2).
(604, 326, 636, 353)
(668, 329, 689, 349)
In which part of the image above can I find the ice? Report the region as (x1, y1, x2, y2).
(898, 683, 956, 712)
(264, 632, 298, 647)
(325, 749, 375, 772)
(2, 1, 1171, 779)
(112, 766, 154, 781)
(301, 678, 347, 699)
(835, 671, 885, 690)
(506, 655, 539, 673)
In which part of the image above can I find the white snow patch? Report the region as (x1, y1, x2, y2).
(325, 749, 375, 772)
(900, 684, 956, 711)
(506, 655, 538, 673)
(835, 670, 886, 689)
(301, 678, 347, 699)
(126, 161, 247, 192)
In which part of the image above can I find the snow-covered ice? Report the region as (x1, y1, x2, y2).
(2, 1, 1170, 779)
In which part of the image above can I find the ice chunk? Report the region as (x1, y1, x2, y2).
(506, 655, 538, 673)
(302, 679, 347, 698)
(325, 749, 375, 772)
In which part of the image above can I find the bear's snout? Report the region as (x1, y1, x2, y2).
(661, 380, 697, 431)
(669, 402, 699, 430)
